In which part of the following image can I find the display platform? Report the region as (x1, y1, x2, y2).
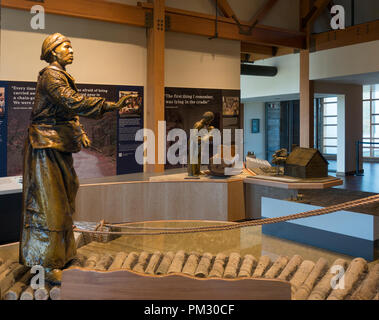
(243, 175, 343, 219)
(75, 173, 246, 223)
(244, 175, 343, 189)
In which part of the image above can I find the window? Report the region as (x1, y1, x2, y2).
(363, 84, 379, 158)
(322, 97, 338, 155)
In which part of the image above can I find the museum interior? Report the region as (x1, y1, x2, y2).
(0, 0, 378, 301)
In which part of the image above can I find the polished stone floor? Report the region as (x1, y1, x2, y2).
(329, 161, 379, 193)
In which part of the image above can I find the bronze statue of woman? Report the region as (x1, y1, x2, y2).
(187, 111, 215, 177)
(19, 33, 127, 284)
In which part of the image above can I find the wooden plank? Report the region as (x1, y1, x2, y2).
(299, 50, 314, 148)
(311, 21, 379, 52)
(61, 268, 291, 300)
(1, 0, 146, 27)
(145, 0, 165, 173)
(248, 0, 279, 29)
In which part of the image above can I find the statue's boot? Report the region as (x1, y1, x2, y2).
(45, 268, 62, 286)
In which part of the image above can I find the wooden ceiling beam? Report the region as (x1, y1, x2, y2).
(311, 20, 379, 51)
(168, 13, 305, 48)
(1, 0, 146, 27)
(138, 2, 305, 49)
(138, 1, 306, 49)
(301, 0, 332, 30)
(241, 46, 295, 62)
(248, 0, 279, 29)
(1, 0, 306, 49)
(241, 42, 275, 56)
(213, 0, 242, 25)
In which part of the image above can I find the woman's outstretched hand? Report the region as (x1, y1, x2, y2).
(104, 96, 129, 112)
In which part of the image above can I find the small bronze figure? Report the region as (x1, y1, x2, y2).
(187, 111, 215, 177)
(272, 148, 288, 175)
(272, 148, 288, 166)
(19, 33, 128, 284)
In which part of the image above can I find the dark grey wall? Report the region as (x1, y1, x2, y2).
(313, 0, 379, 34)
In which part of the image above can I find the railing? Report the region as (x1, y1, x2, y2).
(355, 141, 379, 176)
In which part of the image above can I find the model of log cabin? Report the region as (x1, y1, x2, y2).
(284, 147, 328, 179)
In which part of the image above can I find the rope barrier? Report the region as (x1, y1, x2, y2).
(73, 194, 379, 236)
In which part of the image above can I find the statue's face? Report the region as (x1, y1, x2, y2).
(204, 116, 214, 125)
(53, 41, 73, 66)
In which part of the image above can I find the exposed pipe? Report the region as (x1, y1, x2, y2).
(241, 63, 278, 76)
(209, 0, 219, 40)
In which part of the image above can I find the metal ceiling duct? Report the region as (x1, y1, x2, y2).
(241, 63, 278, 76)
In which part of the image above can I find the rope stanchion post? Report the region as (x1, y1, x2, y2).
(356, 141, 364, 176)
(355, 140, 379, 176)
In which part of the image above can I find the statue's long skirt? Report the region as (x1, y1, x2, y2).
(19, 140, 77, 269)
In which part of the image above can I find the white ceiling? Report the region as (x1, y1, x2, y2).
(317, 71, 379, 85)
(242, 71, 379, 103)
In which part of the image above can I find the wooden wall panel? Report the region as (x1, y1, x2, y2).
(75, 180, 245, 223)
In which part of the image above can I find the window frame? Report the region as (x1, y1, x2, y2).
(321, 98, 338, 156)
(363, 85, 379, 159)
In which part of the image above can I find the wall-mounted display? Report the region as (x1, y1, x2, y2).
(222, 95, 240, 116)
(164, 87, 240, 170)
(252, 118, 260, 133)
(0, 81, 143, 179)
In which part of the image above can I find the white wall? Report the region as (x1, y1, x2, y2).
(310, 40, 379, 81)
(165, 33, 240, 89)
(0, 8, 147, 86)
(1, 8, 240, 90)
(241, 54, 300, 99)
(243, 101, 265, 159)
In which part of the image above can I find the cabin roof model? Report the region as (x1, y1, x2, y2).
(284, 147, 328, 179)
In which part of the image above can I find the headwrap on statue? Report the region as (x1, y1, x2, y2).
(40, 33, 70, 62)
(202, 111, 215, 122)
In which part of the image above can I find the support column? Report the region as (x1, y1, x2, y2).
(299, 50, 314, 148)
(146, 0, 165, 173)
(336, 95, 346, 174)
(299, 0, 314, 148)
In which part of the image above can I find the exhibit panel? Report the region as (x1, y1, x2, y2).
(0, 80, 144, 179)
